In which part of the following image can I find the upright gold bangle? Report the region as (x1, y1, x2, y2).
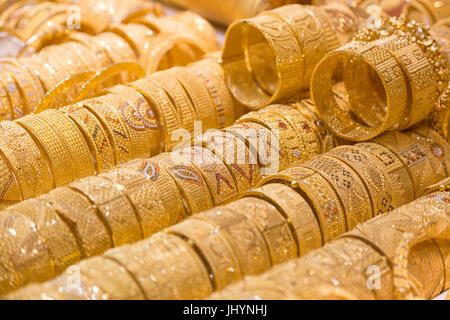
(69, 176, 142, 247)
(35, 109, 95, 181)
(222, 13, 303, 110)
(120, 158, 186, 225)
(152, 153, 214, 215)
(0, 121, 53, 200)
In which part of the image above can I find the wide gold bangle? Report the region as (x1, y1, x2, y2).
(194, 130, 263, 193)
(311, 41, 408, 141)
(121, 158, 187, 225)
(0, 210, 54, 295)
(303, 155, 373, 230)
(226, 197, 298, 265)
(261, 166, 346, 243)
(222, 13, 303, 110)
(0, 121, 53, 200)
(245, 182, 322, 257)
(327, 145, 399, 216)
(225, 121, 281, 176)
(140, 32, 208, 74)
(238, 109, 305, 171)
(167, 218, 241, 291)
(60, 104, 115, 173)
(168, 66, 218, 130)
(69, 176, 142, 247)
(152, 153, 214, 215)
(35, 109, 95, 181)
(0, 150, 21, 209)
(176, 146, 238, 205)
(150, 71, 196, 134)
(16, 114, 75, 188)
(7, 198, 81, 274)
(128, 78, 181, 152)
(109, 23, 154, 59)
(188, 59, 236, 128)
(82, 97, 134, 165)
(194, 206, 272, 277)
(40, 186, 112, 258)
(98, 167, 169, 238)
(105, 85, 158, 158)
(373, 126, 450, 197)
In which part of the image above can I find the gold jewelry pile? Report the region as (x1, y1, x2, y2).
(0, 0, 448, 300)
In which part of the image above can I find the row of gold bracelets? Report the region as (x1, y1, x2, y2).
(0, 0, 164, 57)
(0, 101, 333, 296)
(309, 17, 448, 141)
(0, 11, 219, 121)
(211, 178, 450, 300)
(221, 3, 365, 110)
(5, 125, 447, 299)
(0, 55, 232, 211)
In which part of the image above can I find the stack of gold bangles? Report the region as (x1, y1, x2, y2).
(0, 1, 448, 301)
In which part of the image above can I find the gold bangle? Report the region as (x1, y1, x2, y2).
(238, 109, 305, 171)
(7, 198, 81, 274)
(76, 256, 144, 300)
(105, 85, 159, 158)
(0, 151, 21, 208)
(245, 182, 322, 256)
(35, 109, 95, 181)
(0, 121, 53, 200)
(144, 232, 213, 299)
(60, 104, 115, 173)
(69, 176, 142, 247)
(16, 113, 75, 187)
(152, 153, 214, 215)
(3, 70, 25, 119)
(303, 155, 373, 229)
(194, 206, 272, 277)
(264, 104, 323, 157)
(225, 121, 281, 176)
(373, 126, 450, 197)
(176, 146, 238, 205)
(39, 186, 112, 259)
(103, 235, 182, 300)
(0, 210, 54, 295)
(0, 80, 13, 120)
(140, 32, 208, 74)
(262, 166, 346, 243)
(267, 5, 340, 89)
(163, 11, 220, 52)
(311, 41, 408, 141)
(96, 31, 137, 64)
(222, 13, 303, 110)
(194, 130, 263, 193)
(327, 145, 399, 216)
(188, 59, 236, 129)
(98, 167, 169, 238)
(83, 97, 134, 165)
(168, 66, 218, 130)
(65, 32, 114, 69)
(377, 37, 437, 129)
(226, 197, 298, 265)
(109, 23, 154, 59)
(167, 218, 241, 291)
(120, 158, 186, 225)
(0, 59, 45, 115)
(355, 141, 416, 206)
(150, 71, 196, 134)
(128, 78, 181, 152)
